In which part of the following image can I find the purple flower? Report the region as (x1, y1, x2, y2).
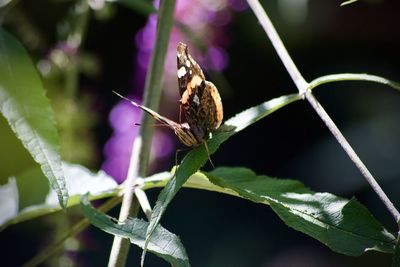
(102, 97, 175, 183)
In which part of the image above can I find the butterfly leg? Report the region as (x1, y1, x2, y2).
(179, 103, 183, 124)
(203, 141, 215, 169)
(173, 147, 191, 177)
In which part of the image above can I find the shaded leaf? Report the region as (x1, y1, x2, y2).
(207, 167, 396, 256)
(0, 28, 67, 208)
(80, 194, 190, 267)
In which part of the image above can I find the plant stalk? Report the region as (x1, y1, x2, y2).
(246, 0, 400, 225)
(107, 1, 176, 266)
(304, 91, 400, 223)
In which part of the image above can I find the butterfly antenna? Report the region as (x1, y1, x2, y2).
(112, 90, 140, 108)
(134, 122, 171, 127)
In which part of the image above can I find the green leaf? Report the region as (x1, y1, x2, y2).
(206, 167, 396, 256)
(0, 178, 18, 226)
(0, 0, 13, 9)
(143, 94, 300, 258)
(46, 163, 118, 206)
(0, 163, 119, 230)
(80, 194, 190, 267)
(0, 28, 67, 208)
(15, 165, 50, 210)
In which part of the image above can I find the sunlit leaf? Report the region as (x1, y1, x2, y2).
(206, 167, 396, 256)
(143, 94, 300, 258)
(340, 0, 358, 7)
(0, 28, 67, 208)
(0, 178, 18, 226)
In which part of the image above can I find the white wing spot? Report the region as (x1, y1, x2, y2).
(177, 66, 186, 78)
(186, 60, 191, 67)
(193, 94, 200, 106)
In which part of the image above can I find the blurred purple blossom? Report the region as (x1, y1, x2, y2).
(102, 0, 248, 182)
(102, 97, 175, 183)
(229, 0, 249, 12)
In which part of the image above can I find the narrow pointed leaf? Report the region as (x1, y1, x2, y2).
(0, 28, 67, 208)
(80, 194, 190, 267)
(206, 167, 396, 256)
(143, 94, 300, 255)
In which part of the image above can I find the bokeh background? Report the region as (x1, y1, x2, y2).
(1, 0, 400, 266)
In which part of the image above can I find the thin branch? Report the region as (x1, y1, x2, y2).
(107, 0, 176, 266)
(246, 0, 400, 225)
(304, 91, 400, 223)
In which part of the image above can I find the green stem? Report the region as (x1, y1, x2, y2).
(107, 1, 176, 266)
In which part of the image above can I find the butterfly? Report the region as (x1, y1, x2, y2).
(113, 42, 223, 166)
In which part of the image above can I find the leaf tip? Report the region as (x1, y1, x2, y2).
(340, 0, 358, 7)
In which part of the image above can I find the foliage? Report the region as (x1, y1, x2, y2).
(0, 0, 400, 266)
(0, 28, 67, 208)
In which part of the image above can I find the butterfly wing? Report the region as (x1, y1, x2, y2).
(180, 79, 223, 138)
(202, 81, 223, 130)
(112, 91, 199, 147)
(177, 42, 205, 96)
(177, 43, 223, 142)
(112, 91, 179, 129)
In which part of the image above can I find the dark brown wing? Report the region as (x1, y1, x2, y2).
(180, 79, 223, 142)
(177, 42, 205, 96)
(203, 81, 223, 130)
(177, 43, 223, 142)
